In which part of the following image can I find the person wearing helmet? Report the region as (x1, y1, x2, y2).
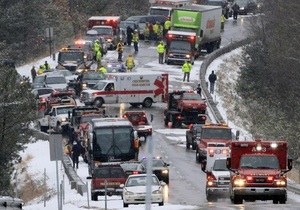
(157, 41, 165, 64)
(164, 17, 171, 36)
(126, 54, 135, 72)
(37, 65, 45, 75)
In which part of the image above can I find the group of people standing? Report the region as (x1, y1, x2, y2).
(31, 60, 51, 81)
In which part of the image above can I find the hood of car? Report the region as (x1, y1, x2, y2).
(47, 84, 68, 90)
(125, 185, 161, 193)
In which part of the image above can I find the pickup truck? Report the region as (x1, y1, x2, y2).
(186, 124, 202, 150)
(38, 104, 75, 133)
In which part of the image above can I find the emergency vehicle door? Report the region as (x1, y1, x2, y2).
(104, 82, 117, 103)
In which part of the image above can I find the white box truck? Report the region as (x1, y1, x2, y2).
(80, 72, 169, 108)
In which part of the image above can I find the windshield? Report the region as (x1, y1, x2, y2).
(126, 176, 159, 187)
(59, 70, 72, 77)
(81, 115, 101, 123)
(82, 73, 105, 80)
(201, 128, 232, 139)
(120, 22, 136, 29)
(56, 106, 74, 115)
(94, 167, 126, 178)
(240, 155, 280, 169)
(33, 76, 45, 84)
(93, 127, 134, 156)
(182, 93, 201, 100)
(59, 52, 83, 63)
(45, 77, 66, 84)
(213, 159, 228, 171)
(150, 8, 170, 17)
(142, 159, 165, 167)
(91, 81, 107, 90)
(92, 27, 113, 35)
(170, 40, 191, 52)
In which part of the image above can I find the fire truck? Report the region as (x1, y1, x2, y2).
(165, 30, 197, 65)
(163, 90, 206, 128)
(226, 139, 293, 204)
(80, 72, 169, 108)
(195, 123, 237, 163)
(201, 144, 230, 201)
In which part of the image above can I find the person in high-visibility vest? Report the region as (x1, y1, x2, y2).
(182, 60, 192, 82)
(37, 65, 45, 75)
(153, 21, 159, 41)
(163, 18, 171, 36)
(95, 50, 102, 69)
(132, 31, 139, 52)
(221, 12, 225, 32)
(125, 54, 135, 72)
(116, 40, 123, 61)
(157, 41, 165, 64)
(143, 23, 150, 42)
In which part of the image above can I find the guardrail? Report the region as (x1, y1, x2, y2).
(199, 39, 300, 195)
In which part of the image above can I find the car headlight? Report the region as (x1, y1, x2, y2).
(82, 83, 87, 88)
(233, 178, 246, 187)
(169, 53, 173, 57)
(186, 54, 191, 59)
(152, 190, 162, 194)
(124, 191, 134, 195)
(61, 118, 67, 122)
(107, 39, 112, 43)
(274, 179, 286, 186)
(240, 7, 244, 10)
(162, 170, 168, 174)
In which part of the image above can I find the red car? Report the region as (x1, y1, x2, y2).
(177, 92, 206, 114)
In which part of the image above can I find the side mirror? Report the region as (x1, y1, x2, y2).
(86, 176, 92, 179)
(200, 30, 203, 37)
(201, 161, 207, 173)
(120, 184, 125, 188)
(288, 158, 293, 170)
(235, 130, 240, 140)
(226, 157, 231, 170)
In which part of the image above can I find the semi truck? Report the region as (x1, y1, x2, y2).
(80, 72, 169, 108)
(170, 4, 222, 60)
(226, 139, 293, 204)
(149, 0, 193, 18)
(163, 90, 206, 128)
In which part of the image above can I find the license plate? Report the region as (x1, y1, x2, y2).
(256, 188, 264, 193)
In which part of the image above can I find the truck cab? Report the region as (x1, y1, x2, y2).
(57, 47, 85, 73)
(165, 30, 197, 65)
(226, 139, 293, 204)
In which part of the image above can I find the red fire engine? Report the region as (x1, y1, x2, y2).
(226, 139, 293, 204)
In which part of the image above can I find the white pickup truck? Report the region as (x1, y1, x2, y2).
(38, 104, 75, 133)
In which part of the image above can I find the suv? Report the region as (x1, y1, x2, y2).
(125, 15, 166, 39)
(122, 111, 153, 138)
(186, 124, 202, 150)
(87, 163, 127, 201)
(140, 157, 170, 184)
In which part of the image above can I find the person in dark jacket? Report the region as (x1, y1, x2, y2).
(72, 141, 81, 169)
(208, 70, 217, 94)
(232, 2, 240, 20)
(196, 83, 202, 97)
(126, 26, 134, 46)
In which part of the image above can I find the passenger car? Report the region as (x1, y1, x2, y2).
(119, 21, 138, 45)
(56, 69, 78, 83)
(140, 157, 170, 184)
(235, 0, 259, 15)
(177, 92, 206, 114)
(120, 174, 164, 207)
(77, 71, 106, 89)
(87, 163, 127, 200)
(186, 124, 202, 150)
(31, 87, 55, 99)
(44, 73, 68, 90)
(122, 111, 153, 138)
(102, 58, 127, 73)
(120, 161, 146, 177)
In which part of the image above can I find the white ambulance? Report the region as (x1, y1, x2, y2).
(201, 143, 231, 202)
(80, 72, 169, 108)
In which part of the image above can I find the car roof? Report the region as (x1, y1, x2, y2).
(127, 174, 157, 178)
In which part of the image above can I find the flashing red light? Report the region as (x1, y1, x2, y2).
(222, 149, 229, 155)
(133, 171, 139, 175)
(177, 115, 182, 120)
(123, 114, 128, 118)
(190, 36, 195, 40)
(201, 116, 207, 121)
(267, 176, 274, 183)
(209, 149, 214, 157)
(246, 176, 254, 182)
(168, 34, 173, 38)
(142, 114, 146, 118)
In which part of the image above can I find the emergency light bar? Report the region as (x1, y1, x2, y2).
(204, 122, 228, 127)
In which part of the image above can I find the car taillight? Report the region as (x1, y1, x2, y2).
(148, 128, 152, 132)
(246, 176, 254, 183)
(133, 171, 139, 174)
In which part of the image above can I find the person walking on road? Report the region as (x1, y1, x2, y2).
(163, 18, 171, 36)
(157, 41, 165, 64)
(221, 12, 225, 32)
(232, 2, 240, 20)
(132, 31, 139, 53)
(182, 61, 192, 82)
(209, 70, 217, 94)
(126, 54, 135, 72)
(71, 141, 81, 169)
(126, 26, 134, 46)
(31, 66, 37, 81)
(196, 83, 202, 97)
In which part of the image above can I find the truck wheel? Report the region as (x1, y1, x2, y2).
(130, 103, 139, 107)
(143, 98, 152, 108)
(91, 193, 98, 201)
(186, 140, 190, 149)
(273, 199, 278, 204)
(233, 196, 243, 204)
(206, 194, 216, 202)
(94, 98, 104, 108)
(159, 201, 164, 206)
(123, 202, 128, 207)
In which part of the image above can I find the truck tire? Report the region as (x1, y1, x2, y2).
(206, 194, 217, 202)
(233, 196, 243, 204)
(159, 201, 164, 206)
(130, 103, 140, 107)
(91, 193, 98, 201)
(94, 98, 104, 108)
(186, 139, 190, 149)
(143, 98, 152, 108)
(123, 202, 128, 207)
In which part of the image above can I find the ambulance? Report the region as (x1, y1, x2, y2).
(80, 72, 169, 108)
(201, 143, 230, 202)
(226, 139, 293, 204)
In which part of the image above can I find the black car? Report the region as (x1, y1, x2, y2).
(186, 124, 202, 150)
(120, 161, 146, 177)
(102, 58, 126, 73)
(140, 157, 170, 184)
(235, 0, 259, 15)
(79, 71, 106, 89)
